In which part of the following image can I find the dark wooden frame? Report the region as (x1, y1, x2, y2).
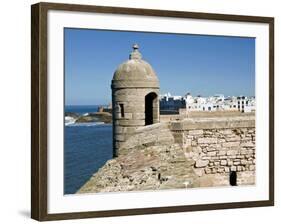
(31, 2, 274, 221)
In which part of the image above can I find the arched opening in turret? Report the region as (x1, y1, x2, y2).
(145, 92, 158, 126)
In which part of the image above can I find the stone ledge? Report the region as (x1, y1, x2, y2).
(170, 116, 255, 131)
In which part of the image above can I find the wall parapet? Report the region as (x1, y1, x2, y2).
(170, 116, 255, 131)
(119, 122, 174, 154)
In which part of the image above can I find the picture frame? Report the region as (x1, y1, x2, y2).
(31, 2, 274, 221)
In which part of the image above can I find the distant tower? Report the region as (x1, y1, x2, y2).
(111, 44, 160, 157)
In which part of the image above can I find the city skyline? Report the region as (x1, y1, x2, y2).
(65, 28, 255, 105)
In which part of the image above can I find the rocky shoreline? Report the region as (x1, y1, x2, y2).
(65, 112, 112, 124)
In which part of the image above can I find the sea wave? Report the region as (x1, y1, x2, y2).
(65, 116, 76, 125)
(65, 122, 108, 127)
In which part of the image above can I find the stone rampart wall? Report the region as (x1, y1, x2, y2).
(119, 116, 255, 187)
(120, 122, 174, 155)
(171, 116, 255, 186)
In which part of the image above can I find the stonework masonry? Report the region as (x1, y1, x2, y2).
(171, 117, 255, 186)
(112, 88, 160, 154)
(78, 115, 255, 193)
(111, 45, 160, 157)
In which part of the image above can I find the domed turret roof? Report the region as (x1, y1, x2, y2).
(112, 44, 159, 89)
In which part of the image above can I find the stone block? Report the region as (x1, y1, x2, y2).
(124, 113, 133, 119)
(218, 139, 226, 143)
(198, 138, 217, 144)
(240, 149, 248, 155)
(230, 166, 237, 171)
(240, 141, 255, 147)
(223, 142, 240, 148)
(227, 160, 233, 166)
(237, 166, 242, 171)
(195, 159, 209, 168)
(188, 129, 203, 135)
(207, 151, 217, 156)
(219, 129, 233, 135)
(225, 167, 230, 172)
(217, 150, 226, 156)
(204, 130, 213, 135)
(249, 165, 255, 171)
(221, 160, 227, 166)
(226, 150, 237, 156)
(233, 161, 240, 165)
(226, 136, 241, 142)
(206, 147, 217, 152)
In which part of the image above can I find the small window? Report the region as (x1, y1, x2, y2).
(230, 171, 237, 186)
(120, 104, 124, 118)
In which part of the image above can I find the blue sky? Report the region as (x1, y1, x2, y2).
(64, 28, 255, 105)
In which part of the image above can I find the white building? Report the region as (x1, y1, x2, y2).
(159, 93, 255, 113)
(184, 93, 255, 113)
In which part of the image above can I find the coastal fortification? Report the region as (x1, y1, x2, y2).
(77, 44, 255, 193)
(111, 44, 160, 157)
(78, 116, 255, 193)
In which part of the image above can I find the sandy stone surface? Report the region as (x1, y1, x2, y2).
(77, 143, 197, 193)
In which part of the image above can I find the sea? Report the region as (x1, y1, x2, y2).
(64, 105, 113, 194)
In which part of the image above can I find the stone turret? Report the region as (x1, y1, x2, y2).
(111, 44, 160, 157)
